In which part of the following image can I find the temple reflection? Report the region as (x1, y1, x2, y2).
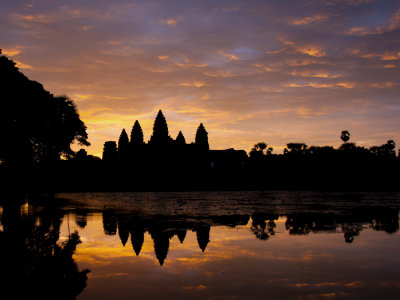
(93, 205, 399, 265)
(1, 195, 399, 270)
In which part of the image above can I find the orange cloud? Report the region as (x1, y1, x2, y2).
(370, 82, 397, 88)
(347, 26, 367, 35)
(297, 46, 326, 57)
(336, 82, 356, 88)
(291, 14, 329, 25)
(2, 47, 24, 56)
(286, 59, 326, 66)
(14, 60, 33, 69)
(286, 83, 334, 88)
(380, 52, 400, 61)
(290, 70, 335, 78)
(180, 81, 206, 87)
(218, 50, 239, 61)
(161, 18, 178, 26)
(182, 285, 207, 291)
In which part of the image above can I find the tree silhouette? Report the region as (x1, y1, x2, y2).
(0, 53, 89, 165)
(195, 123, 209, 151)
(370, 140, 397, 158)
(75, 149, 88, 160)
(249, 142, 273, 158)
(284, 143, 308, 154)
(130, 120, 144, 145)
(149, 110, 171, 145)
(341, 130, 350, 143)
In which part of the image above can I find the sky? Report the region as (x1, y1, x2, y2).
(1, 0, 400, 156)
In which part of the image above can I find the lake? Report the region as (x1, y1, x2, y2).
(1, 191, 400, 299)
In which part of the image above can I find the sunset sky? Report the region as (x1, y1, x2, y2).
(1, 0, 400, 156)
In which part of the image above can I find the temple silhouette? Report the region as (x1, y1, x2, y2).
(101, 110, 247, 170)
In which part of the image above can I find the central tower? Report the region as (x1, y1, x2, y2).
(149, 110, 171, 146)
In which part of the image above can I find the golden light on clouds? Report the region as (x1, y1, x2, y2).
(370, 82, 397, 88)
(180, 81, 206, 87)
(297, 46, 326, 57)
(218, 50, 240, 61)
(291, 14, 329, 25)
(2, 47, 23, 56)
(2, 0, 399, 156)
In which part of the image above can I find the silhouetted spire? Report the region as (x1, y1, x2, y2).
(118, 218, 129, 246)
(102, 211, 117, 235)
(130, 120, 144, 145)
(102, 141, 117, 161)
(177, 229, 187, 244)
(175, 131, 186, 145)
(195, 123, 209, 151)
(118, 129, 129, 148)
(196, 226, 210, 252)
(152, 231, 170, 266)
(131, 230, 144, 256)
(149, 110, 170, 145)
(119, 230, 129, 246)
(118, 129, 129, 159)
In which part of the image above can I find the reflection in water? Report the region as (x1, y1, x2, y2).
(0, 199, 90, 299)
(1, 191, 400, 299)
(91, 206, 399, 265)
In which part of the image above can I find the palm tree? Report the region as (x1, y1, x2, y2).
(341, 130, 350, 143)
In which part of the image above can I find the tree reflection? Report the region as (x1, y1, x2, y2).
(94, 203, 400, 265)
(251, 214, 278, 240)
(0, 200, 89, 299)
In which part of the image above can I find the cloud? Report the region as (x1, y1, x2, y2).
(2, 47, 24, 57)
(369, 82, 397, 88)
(218, 50, 240, 61)
(161, 18, 178, 26)
(291, 14, 329, 25)
(1, 0, 399, 155)
(296, 46, 326, 57)
(347, 7, 400, 35)
(180, 81, 206, 87)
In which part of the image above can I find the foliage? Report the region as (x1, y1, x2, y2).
(0, 52, 89, 166)
(284, 143, 308, 154)
(341, 130, 350, 143)
(249, 142, 273, 158)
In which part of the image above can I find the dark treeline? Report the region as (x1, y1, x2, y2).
(246, 133, 399, 190)
(37, 118, 398, 191)
(0, 51, 399, 192)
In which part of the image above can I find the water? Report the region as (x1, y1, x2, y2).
(1, 191, 400, 299)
